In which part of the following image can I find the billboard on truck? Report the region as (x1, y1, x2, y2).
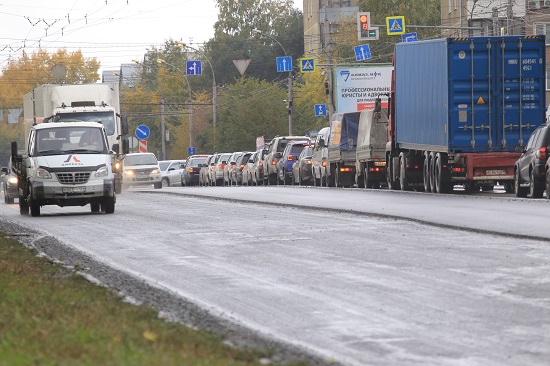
(334, 65, 392, 113)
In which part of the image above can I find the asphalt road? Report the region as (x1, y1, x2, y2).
(1, 186, 549, 366)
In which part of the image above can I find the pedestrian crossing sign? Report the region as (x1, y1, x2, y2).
(300, 58, 316, 73)
(386, 16, 406, 36)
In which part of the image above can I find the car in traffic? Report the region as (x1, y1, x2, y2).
(121, 153, 162, 189)
(1, 158, 18, 203)
(277, 140, 309, 185)
(292, 144, 314, 185)
(224, 152, 243, 186)
(233, 152, 253, 186)
(158, 160, 186, 187)
(312, 127, 330, 187)
(263, 136, 310, 185)
(199, 155, 214, 186)
(210, 153, 231, 186)
(182, 155, 210, 186)
(515, 123, 550, 198)
(250, 149, 267, 186)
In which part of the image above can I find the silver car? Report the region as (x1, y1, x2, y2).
(2, 159, 18, 204)
(121, 153, 162, 189)
(159, 160, 186, 187)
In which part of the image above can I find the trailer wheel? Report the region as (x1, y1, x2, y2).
(399, 153, 409, 191)
(363, 167, 370, 188)
(514, 169, 528, 197)
(503, 181, 514, 193)
(356, 164, 365, 188)
(423, 152, 431, 193)
(386, 155, 399, 190)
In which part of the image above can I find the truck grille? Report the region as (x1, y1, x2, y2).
(56, 172, 91, 184)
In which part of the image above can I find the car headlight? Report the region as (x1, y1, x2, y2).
(151, 169, 160, 174)
(8, 176, 18, 184)
(124, 170, 135, 176)
(37, 167, 52, 179)
(95, 165, 108, 178)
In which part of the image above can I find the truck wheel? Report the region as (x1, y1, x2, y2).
(356, 164, 365, 188)
(399, 153, 409, 191)
(423, 152, 431, 193)
(90, 202, 100, 212)
(503, 181, 514, 193)
(530, 169, 544, 198)
(19, 195, 29, 215)
(386, 156, 399, 190)
(363, 167, 370, 188)
(514, 170, 528, 198)
(29, 187, 40, 217)
(429, 152, 437, 193)
(102, 197, 115, 214)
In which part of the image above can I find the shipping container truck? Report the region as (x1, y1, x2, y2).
(326, 112, 360, 187)
(23, 83, 129, 192)
(386, 35, 546, 193)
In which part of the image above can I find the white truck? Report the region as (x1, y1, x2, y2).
(11, 121, 119, 216)
(23, 83, 129, 192)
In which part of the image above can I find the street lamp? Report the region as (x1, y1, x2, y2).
(252, 29, 293, 135)
(178, 42, 217, 134)
(156, 59, 194, 156)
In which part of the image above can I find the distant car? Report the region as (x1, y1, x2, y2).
(121, 153, 162, 189)
(242, 151, 258, 186)
(277, 140, 309, 185)
(182, 155, 209, 186)
(210, 153, 231, 186)
(2, 159, 18, 204)
(224, 152, 243, 186)
(199, 155, 214, 186)
(312, 127, 330, 187)
(250, 149, 267, 186)
(233, 152, 253, 186)
(263, 136, 310, 185)
(292, 144, 314, 186)
(158, 160, 186, 187)
(515, 123, 550, 198)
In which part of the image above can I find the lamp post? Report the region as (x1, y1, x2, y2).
(156, 59, 194, 155)
(178, 43, 217, 134)
(252, 29, 293, 135)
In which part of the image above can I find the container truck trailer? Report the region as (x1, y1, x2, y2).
(386, 35, 546, 193)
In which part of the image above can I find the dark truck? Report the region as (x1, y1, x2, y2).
(326, 112, 360, 187)
(386, 35, 546, 193)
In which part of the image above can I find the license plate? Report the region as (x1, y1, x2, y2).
(62, 187, 86, 193)
(486, 170, 506, 176)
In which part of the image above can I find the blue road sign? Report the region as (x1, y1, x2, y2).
(354, 44, 372, 61)
(187, 60, 202, 75)
(314, 104, 327, 117)
(135, 125, 150, 140)
(386, 16, 406, 35)
(276, 56, 293, 72)
(188, 147, 196, 155)
(301, 58, 315, 72)
(402, 32, 418, 42)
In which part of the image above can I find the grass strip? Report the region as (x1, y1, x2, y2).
(0, 234, 307, 366)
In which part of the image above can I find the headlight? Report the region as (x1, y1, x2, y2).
(151, 169, 160, 174)
(95, 166, 108, 178)
(8, 176, 18, 184)
(115, 162, 121, 170)
(37, 167, 52, 179)
(124, 170, 134, 176)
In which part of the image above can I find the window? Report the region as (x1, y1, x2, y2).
(534, 23, 550, 44)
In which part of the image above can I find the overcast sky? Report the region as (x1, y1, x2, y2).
(0, 0, 303, 73)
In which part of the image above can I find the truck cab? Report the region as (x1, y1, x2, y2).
(12, 121, 118, 216)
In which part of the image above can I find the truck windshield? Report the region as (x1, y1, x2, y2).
(56, 112, 116, 136)
(36, 127, 108, 156)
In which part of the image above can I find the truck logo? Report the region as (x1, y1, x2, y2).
(64, 155, 81, 163)
(62, 155, 83, 166)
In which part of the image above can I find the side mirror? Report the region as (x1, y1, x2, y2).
(121, 115, 129, 135)
(515, 145, 524, 153)
(122, 138, 130, 154)
(319, 138, 326, 148)
(274, 152, 282, 159)
(1, 167, 7, 175)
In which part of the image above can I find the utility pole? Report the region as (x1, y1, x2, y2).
(324, 9, 335, 120)
(160, 96, 166, 160)
(288, 73, 293, 135)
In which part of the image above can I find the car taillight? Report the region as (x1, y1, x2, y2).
(369, 167, 381, 173)
(219, 164, 226, 169)
(210, 166, 214, 171)
(322, 161, 326, 167)
(340, 167, 351, 172)
(240, 164, 244, 169)
(259, 162, 263, 167)
(287, 156, 293, 161)
(305, 159, 312, 165)
(188, 167, 194, 173)
(537, 147, 547, 160)
(272, 160, 276, 165)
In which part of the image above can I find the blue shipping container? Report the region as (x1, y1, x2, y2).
(394, 35, 546, 153)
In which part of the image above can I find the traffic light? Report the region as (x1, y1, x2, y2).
(358, 12, 370, 39)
